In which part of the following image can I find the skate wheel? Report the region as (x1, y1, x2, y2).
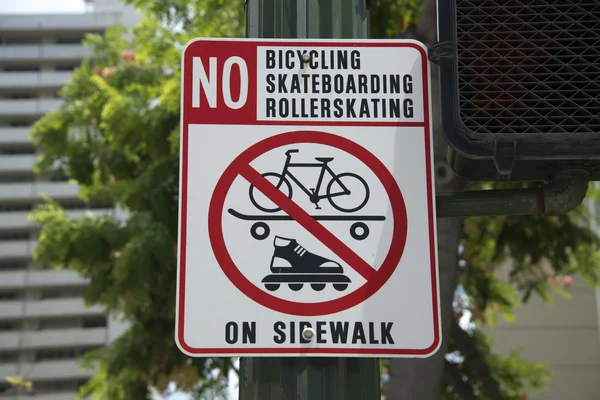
(311, 284, 326, 291)
(250, 222, 270, 240)
(333, 284, 348, 291)
(350, 222, 369, 241)
(288, 284, 303, 291)
(265, 284, 280, 291)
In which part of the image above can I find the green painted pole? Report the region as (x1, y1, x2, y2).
(239, 1, 380, 399)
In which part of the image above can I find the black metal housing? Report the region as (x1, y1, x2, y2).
(438, 0, 600, 181)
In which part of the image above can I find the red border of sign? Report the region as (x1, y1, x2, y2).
(177, 40, 439, 356)
(208, 130, 408, 316)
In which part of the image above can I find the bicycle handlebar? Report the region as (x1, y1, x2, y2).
(285, 149, 299, 157)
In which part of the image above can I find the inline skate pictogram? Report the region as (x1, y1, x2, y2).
(261, 236, 351, 292)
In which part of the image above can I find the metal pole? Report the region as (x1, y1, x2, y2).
(240, 1, 379, 399)
(436, 170, 589, 218)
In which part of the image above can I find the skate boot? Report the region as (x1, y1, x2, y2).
(262, 236, 351, 292)
(270, 236, 344, 274)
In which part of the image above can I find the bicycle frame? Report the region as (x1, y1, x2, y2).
(278, 153, 350, 201)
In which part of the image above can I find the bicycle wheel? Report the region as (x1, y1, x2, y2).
(326, 172, 370, 213)
(249, 172, 293, 213)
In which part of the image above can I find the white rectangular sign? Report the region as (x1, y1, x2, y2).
(177, 38, 440, 357)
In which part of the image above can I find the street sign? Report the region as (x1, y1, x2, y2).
(176, 38, 440, 357)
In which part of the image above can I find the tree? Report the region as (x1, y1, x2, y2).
(30, 1, 244, 398)
(29, 0, 600, 399)
(1, 376, 33, 396)
(373, 1, 600, 400)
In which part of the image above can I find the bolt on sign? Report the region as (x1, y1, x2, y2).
(176, 38, 440, 357)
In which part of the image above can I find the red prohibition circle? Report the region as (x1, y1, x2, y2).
(208, 130, 408, 316)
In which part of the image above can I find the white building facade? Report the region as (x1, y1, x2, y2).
(490, 197, 600, 399)
(0, 1, 136, 398)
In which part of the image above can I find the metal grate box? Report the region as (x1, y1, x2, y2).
(438, 0, 600, 181)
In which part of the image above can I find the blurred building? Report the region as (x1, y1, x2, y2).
(0, 1, 136, 398)
(490, 196, 600, 399)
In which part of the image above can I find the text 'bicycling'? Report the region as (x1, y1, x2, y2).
(257, 46, 422, 122)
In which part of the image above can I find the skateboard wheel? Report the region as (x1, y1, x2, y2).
(333, 283, 348, 291)
(250, 222, 270, 240)
(265, 284, 280, 291)
(288, 284, 303, 291)
(350, 222, 369, 240)
(311, 284, 326, 291)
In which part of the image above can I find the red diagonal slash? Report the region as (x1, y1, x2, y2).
(239, 165, 377, 281)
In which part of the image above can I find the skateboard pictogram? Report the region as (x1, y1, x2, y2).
(227, 209, 385, 241)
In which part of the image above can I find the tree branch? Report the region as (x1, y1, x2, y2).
(451, 319, 505, 400)
(444, 361, 478, 400)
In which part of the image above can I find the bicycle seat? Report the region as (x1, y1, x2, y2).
(315, 157, 334, 163)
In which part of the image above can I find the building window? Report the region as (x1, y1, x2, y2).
(3, 93, 37, 100)
(38, 317, 80, 330)
(0, 321, 20, 331)
(0, 204, 33, 212)
(8, 121, 33, 127)
(0, 174, 35, 183)
(0, 231, 30, 241)
(56, 38, 83, 45)
(82, 316, 107, 328)
(0, 261, 28, 271)
(60, 201, 86, 210)
(3, 66, 40, 72)
(35, 346, 98, 362)
(0, 351, 18, 363)
(40, 286, 87, 300)
(0, 37, 41, 45)
(55, 64, 79, 71)
(33, 378, 89, 394)
(38, 316, 107, 331)
(0, 147, 36, 155)
(0, 290, 21, 300)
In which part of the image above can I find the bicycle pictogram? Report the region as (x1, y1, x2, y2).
(261, 235, 352, 293)
(249, 149, 370, 213)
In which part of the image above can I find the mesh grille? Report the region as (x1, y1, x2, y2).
(456, 0, 600, 135)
